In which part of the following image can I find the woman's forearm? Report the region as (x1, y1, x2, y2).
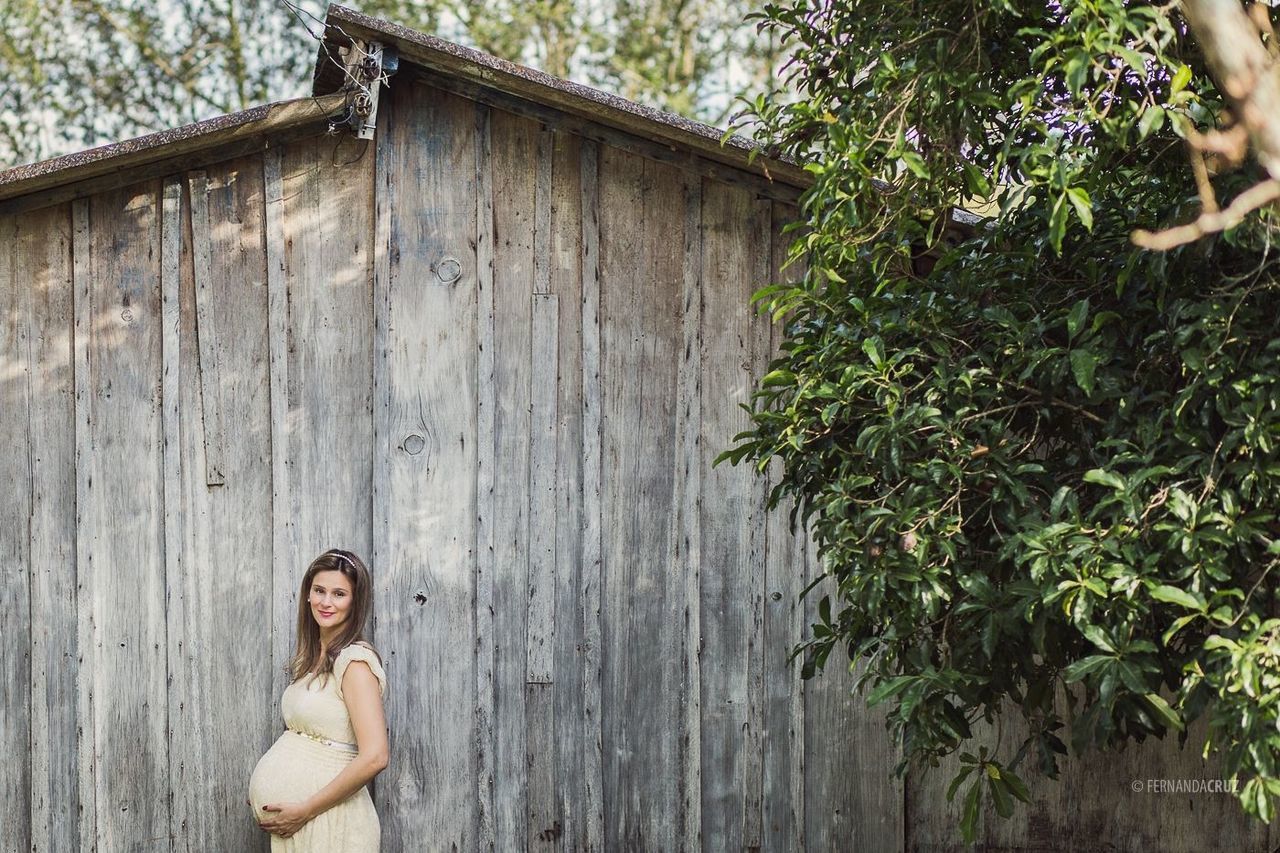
(302, 754, 388, 819)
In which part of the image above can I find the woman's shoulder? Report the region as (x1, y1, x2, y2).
(335, 640, 387, 698)
(344, 639, 381, 658)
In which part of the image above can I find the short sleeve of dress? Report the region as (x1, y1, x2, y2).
(334, 642, 387, 701)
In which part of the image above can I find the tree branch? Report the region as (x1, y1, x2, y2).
(1131, 178, 1280, 250)
(1181, 0, 1280, 181)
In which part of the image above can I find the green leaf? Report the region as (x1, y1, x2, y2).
(1170, 64, 1192, 94)
(988, 773, 1014, 818)
(862, 337, 885, 369)
(1067, 298, 1089, 341)
(1069, 348, 1098, 396)
(961, 778, 982, 843)
(1083, 469, 1125, 491)
(1081, 624, 1117, 654)
(1149, 584, 1206, 612)
(866, 675, 914, 706)
(947, 766, 975, 802)
(1064, 50, 1089, 96)
(1049, 194, 1069, 255)
(1138, 106, 1165, 140)
(1002, 768, 1032, 803)
(900, 150, 929, 178)
(1062, 654, 1113, 682)
(962, 161, 992, 198)
(1066, 188, 1093, 231)
(1143, 693, 1184, 731)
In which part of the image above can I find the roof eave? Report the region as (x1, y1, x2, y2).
(0, 93, 347, 205)
(314, 3, 810, 191)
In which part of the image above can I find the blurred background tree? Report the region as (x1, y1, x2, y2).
(0, 0, 785, 167)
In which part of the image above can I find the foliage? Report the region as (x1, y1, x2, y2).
(0, 0, 785, 167)
(724, 0, 1280, 842)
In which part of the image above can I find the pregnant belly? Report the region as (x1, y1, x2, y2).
(247, 732, 355, 816)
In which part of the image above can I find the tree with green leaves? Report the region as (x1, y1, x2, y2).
(0, 0, 782, 167)
(725, 0, 1280, 842)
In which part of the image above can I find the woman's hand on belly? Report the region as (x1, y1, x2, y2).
(257, 800, 314, 838)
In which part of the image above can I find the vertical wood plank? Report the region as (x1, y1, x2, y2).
(548, 128, 586, 853)
(527, 293, 559, 684)
(79, 182, 169, 851)
(187, 157, 276, 850)
(579, 137, 606, 853)
(525, 682, 557, 850)
(381, 80, 479, 849)
(527, 292, 560, 848)
(599, 148, 686, 850)
(697, 178, 770, 851)
(71, 196, 97, 852)
(742, 194, 772, 853)
(18, 201, 79, 853)
(185, 171, 226, 487)
(762, 202, 805, 853)
(674, 174, 704, 851)
(489, 104, 537, 851)
(472, 101, 499, 853)
(534, 129, 554, 297)
(275, 126, 376, 670)
(160, 177, 188, 852)
(263, 144, 292, 741)
(0, 211, 33, 853)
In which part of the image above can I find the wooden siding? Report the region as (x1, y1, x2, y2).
(1, 77, 1275, 853)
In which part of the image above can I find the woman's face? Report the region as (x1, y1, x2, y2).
(309, 569, 354, 632)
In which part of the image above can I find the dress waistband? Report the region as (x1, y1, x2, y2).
(285, 727, 358, 753)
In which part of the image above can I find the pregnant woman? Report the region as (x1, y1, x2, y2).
(248, 549, 389, 850)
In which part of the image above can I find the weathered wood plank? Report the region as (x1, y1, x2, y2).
(17, 201, 79, 853)
(534, 129, 554, 296)
(674, 173, 704, 851)
(697, 178, 770, 851)
(471, 100, 499, 852)
(488, 104, 538, 850)
(527, 292, 559, 684)
(0, 210, 33, 853)
(527, 292, 559, 847)
(159, 176, 191, 852)
(187, 156, 276, 849)
(71, 196, 98, 852)
(274, 125, 377, 660)
(547, 128, 587, 853)
(80, 182, 170, 850)
(185, 170, 226, 486)
(526, 681, 558, 850)
(380, 79, 479, 848)
(742, 199, 773, 852)
(599, 146, 686, 850)
(578, 137, 606, 853)
(262, 144, 293, 750)
(761, 202, 805, 853)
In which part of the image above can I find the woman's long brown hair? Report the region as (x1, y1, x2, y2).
(288, 548, 382, 685)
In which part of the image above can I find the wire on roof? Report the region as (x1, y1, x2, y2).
(275, 0, 390, 134)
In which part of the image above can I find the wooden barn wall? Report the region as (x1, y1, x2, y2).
(1, 73, 1276, 853)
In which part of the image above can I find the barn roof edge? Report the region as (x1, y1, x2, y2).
(0, 93, 348, 205)
(312, 3, 810, 190)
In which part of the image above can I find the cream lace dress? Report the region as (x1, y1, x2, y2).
(248, 642, 388, 851)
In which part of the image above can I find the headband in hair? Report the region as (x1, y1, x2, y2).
(330, 551, 355, 570)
